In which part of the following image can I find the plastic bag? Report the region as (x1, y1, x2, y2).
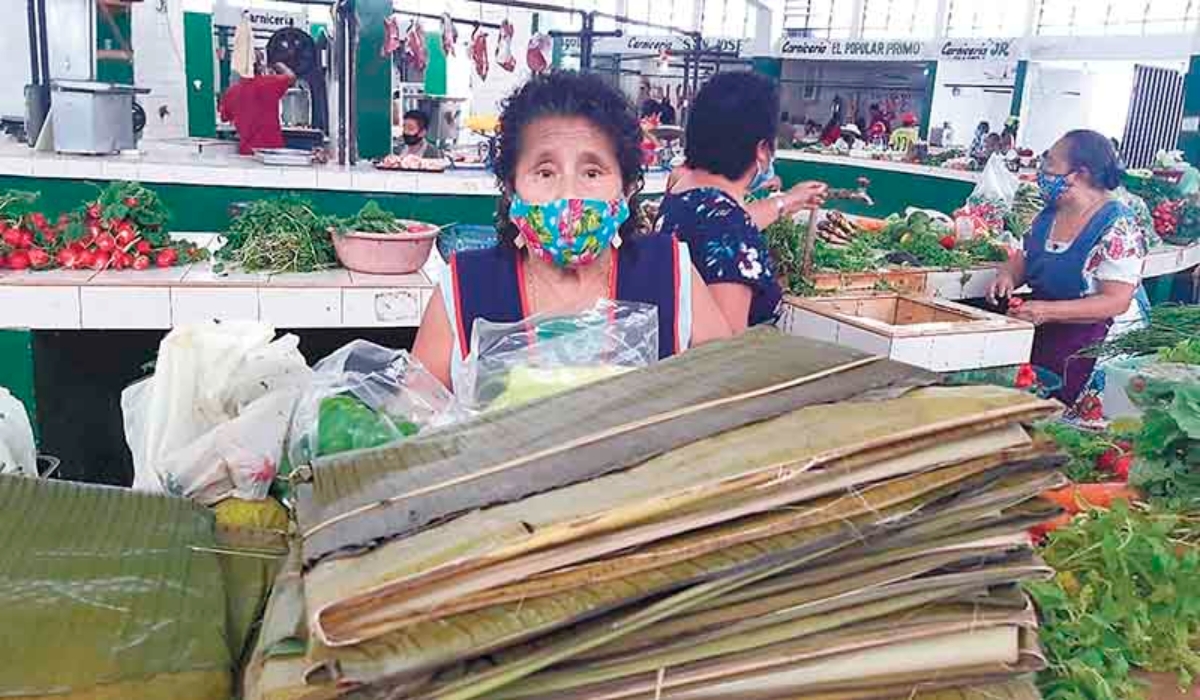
(1124, 361, 1200, 412)
(124, 321, 312, 503)
(962, 154, 1020, 234)
(0, 387, 36, 477)
(461, 300, 659, 411)
(287, 341, 461, 469)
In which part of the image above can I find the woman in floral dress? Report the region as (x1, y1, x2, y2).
(656, 72, 827, 331)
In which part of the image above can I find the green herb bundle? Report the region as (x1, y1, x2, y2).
(345, 201, 408, 235)
(1083, 306, 1200, 360)
(1028, 503, 1200, 700)
(218, 197, 338, 273)
(0, 190, 39, 224)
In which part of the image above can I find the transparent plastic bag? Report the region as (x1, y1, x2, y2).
(461, 300, 659, 411)
(1125, 361, 1200, 413)
(123, 321, 313, 503)
(0, 387, 36, 477)
(287, 341, 461, 469)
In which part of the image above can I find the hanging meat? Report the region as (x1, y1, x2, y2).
(527, 33, 551, 74)
(381, 15, 402, 57)
(441, 13, 457, 57)
(470, 27, 490, 81)
(496, 19, 516, 73)
(405, 20, 428, 74)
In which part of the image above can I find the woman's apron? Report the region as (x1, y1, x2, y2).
(1024, 201, 1125, 406)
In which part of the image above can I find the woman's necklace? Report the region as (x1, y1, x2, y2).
(524, 253, 613, 315)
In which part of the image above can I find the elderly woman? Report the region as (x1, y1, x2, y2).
(988, 130, 1148, 406)
(655, 72, 827, 331)
(414, 71, 731, 392)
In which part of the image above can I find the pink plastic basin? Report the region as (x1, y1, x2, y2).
(333, 222, 438, 275)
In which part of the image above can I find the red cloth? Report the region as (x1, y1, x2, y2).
(219, 75, 292, 155)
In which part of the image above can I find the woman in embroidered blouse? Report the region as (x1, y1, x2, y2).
(656, 72, 828, 331)
(987, 130, 1148, 406)
(413, 71, 731, 393)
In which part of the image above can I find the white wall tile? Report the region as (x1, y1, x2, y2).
(0, 286, 80, 329)
(343, 288, 424, 327)
(259, 288, 341, 328)
(80, 287, 171, 329)
(172, 287, 260, 325)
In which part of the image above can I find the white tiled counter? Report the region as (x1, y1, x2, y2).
(0, 259, 436, 330)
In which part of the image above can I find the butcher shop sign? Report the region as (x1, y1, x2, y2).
(775, 37, 1023, 62)
(592, 35, 745, 57)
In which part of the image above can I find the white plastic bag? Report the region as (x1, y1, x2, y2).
(461, 300, 659, 411)
(287, 341, 462, 469)
(971, 154, 1021, 206)
(0, 387, 36, 477)
(123, 321, 312, 503)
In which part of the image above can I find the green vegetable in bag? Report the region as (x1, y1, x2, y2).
(316, 394, 419, 458)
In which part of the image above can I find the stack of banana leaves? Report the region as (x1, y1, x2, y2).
(247, 328, 1065, 700)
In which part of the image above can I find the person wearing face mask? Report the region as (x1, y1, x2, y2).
(987, 130, 1148, 407)
(397, 110, 444, 159)
(413, 71, 732, 392)
(655, 72, 828, 332)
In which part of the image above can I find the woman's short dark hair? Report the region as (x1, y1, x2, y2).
(685, 72, 779, 181)
(493, 70, 645, 247)
(403, 110, 430, 131)
(1061, 129, 1123, 190)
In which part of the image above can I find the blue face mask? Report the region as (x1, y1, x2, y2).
(749, 156, 776, 192)
(1037, 170, 1071, 206)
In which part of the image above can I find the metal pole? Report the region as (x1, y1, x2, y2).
(580, 12, 594, 71)
(35, 0, 49, 85)
(347, 0, 358, 165)
(26, 0, 40, 86)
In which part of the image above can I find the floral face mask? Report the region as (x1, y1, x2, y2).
(509, 195, 630, 268)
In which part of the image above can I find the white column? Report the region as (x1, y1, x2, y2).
(849, 0, 867, 37)
(934, 0, 951, 37)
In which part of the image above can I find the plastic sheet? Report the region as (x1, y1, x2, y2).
(461, 300, 659, 411)
(1125, 360, 1200, 414)
(123, 321, 312, 503)
(0, 387, 36, 477)
(288, 340, 461, 469)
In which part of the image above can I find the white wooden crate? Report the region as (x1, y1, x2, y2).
(778, 293, 1034, 372)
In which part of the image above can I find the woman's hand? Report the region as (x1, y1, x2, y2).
(1010, 300, 1053, 325)
(986, 270, 1017, 304)
(779, 181, 829, 216)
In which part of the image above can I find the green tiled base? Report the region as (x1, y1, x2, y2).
(0, 330, 35, 436)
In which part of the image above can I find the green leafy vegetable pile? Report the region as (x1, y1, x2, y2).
(1084, 306, 1200, 361)
(1125, 364, 1200, 510)
(344, 201, 409, 235)
(1036, 421, 1136, 484)
(1029, 502, 1200, 700)
(218, 197, 339, 273)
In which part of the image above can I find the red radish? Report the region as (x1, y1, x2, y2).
(27, 248, 50, 269)
(1014, 364, 1036, 389)
(86, 223, 101, 240)
(114, 229, 136, 247)
(939, 234, 957, 250)
(155, 249, 178, 268)
(56, 249, 79, 269)
(0, 254, 6, 268)
(110, 253, 128, 271)
(7, 251, 30, 270)
(2, 228, 22, 247)
(135, 240, 152, 254)
(91, 251, 111, 270)
(95, 233, 116, 252)
(1097, 448, 1121, 472)
(124, 197, 139, 208)
(1008, 297, 1025, 311)
(57, 213, 69, 226)
(77, 250, 96, 268)
(86, 204, 101, 220)
(18, 230, 33, 248)
(1130, 376, 1147, 394)
(30, 213, 47, 229)
(1112, 454, 1133, 480)
(132, 255, 151, 271)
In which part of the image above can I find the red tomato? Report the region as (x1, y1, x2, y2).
(132, 255, 151, 271)
(939, 234, 957, 250)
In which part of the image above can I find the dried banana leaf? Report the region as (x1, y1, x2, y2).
(0, 474, 231, 700)
(299, 329, 938, 564)
(308, 387, 1054, 646)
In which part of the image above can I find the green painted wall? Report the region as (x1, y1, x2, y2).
(0, 176, 497, 231)
(775, 158, 973, 218)
(184, 13, 218, 138)
(752, 58, 783, 80)
(0, 331, 35, 434)
(425, 32, 448, 96)
(1010, 61, 1028, 118)
(356, 0, 393, 160)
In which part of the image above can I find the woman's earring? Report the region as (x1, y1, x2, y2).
(612, 231, 623, 249)
(514, 232, 526, 249)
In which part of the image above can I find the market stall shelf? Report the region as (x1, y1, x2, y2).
(0, 260, 435, 330)
(779, 293, 1035, 372)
